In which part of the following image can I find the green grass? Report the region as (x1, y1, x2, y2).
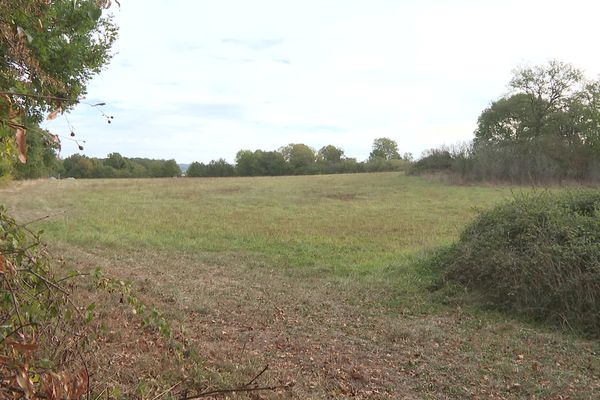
(2, 173, 512, 273)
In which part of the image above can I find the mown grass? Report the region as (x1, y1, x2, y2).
(1, 173, 516, 314)
(2, 173, 599, 399)
(2, 173, 512, 272)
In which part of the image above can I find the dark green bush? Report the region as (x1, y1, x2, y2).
(408, 148, 454, 175)
(433, 191, 600, 336)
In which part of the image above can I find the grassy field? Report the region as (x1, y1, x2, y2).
(1, 173, 599, 399)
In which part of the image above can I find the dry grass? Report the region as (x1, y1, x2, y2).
(1, 173, 599, 399)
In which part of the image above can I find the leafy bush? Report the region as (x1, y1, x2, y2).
(0, 206, 91, 398)
(432, 191, 600, 336)
(408, 148, 454, 174)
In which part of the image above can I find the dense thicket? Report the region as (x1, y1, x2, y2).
(431, 191, 600, 336)
(410, 61, 600, 183)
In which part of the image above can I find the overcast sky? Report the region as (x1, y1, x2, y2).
(46, 0, 600, 163)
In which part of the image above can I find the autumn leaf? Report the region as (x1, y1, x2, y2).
(6, 339, 38, 352)
(16, 126, 27, 163)
(47, 108, 61, 120)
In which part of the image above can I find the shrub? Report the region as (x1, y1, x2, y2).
(432, 191, 600, 336)
(408, 148, 454, 174)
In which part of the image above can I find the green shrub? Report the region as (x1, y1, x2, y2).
(432, 191, 600, 336)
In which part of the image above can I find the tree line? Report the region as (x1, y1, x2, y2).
(410, 60, 600, 184)
(3, 137, 409, 179)
(187, 139, 409, 177)
(7, 60, 598, 184)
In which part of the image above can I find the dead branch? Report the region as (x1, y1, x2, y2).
(177, 364, 291, 399)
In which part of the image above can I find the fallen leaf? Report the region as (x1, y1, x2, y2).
(6, 340, 38, 352)
(16, 369, 35, 399)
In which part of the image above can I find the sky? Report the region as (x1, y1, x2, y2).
(46, 0, 600, 164)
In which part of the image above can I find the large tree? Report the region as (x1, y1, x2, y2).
(476, 61, 600, 147)
(317, 145, 345, 163)
(369, 137, 401, 161)
(0, 0, 118, 168)
(278, 143, 316, 172)
(473, 60, 600, 182)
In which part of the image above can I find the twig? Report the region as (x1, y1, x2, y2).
(0, 323, 35, 345)
(75, 343, 91, 400)
(177, 365, 289, 399)
(244, 364, 269, 387)
(56, 272, 90, 283)
(23, 268, 70, 295)
(3, 274, 24, 327)
(93, 387, 107, 400)
(150, 381, 181, 400)
(178, 384, 288, 399)
(0, 383, 48, 399)
(0, 91, 70, 103)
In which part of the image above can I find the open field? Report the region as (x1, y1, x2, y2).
(1, 173, 599, 399)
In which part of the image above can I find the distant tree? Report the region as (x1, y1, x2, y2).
(257, 150, 287, 175)
(369, 138, 401, 161)
(206, 158, 235, 177)
(63, 154, 94, 178)
(235, 150, 259, 176)
(13, 126, 61, 179)
(105, 152, 127, 170)
(186, 161, 208, 177)
(317, 145, 345, 163)
(160, 159, 181, 177)
(279, 143, 316, 172)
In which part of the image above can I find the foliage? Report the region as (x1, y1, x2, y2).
(0, 0, 118, 169)
(408, 148, 454, 174)
(0, 206, 91, 398)
(185, 161, 207, 177)
(369, 137, 401, 161)
(410, 61, 600, 183)
(278, 143, 316, 173)
(13, 128, 62, 179)
(431, 191, 600, 336)
(317, 145, 345, 163)
(61, 153, 182, 178)
(235, 149, 287, 176)
(188, 142, 407, 178)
